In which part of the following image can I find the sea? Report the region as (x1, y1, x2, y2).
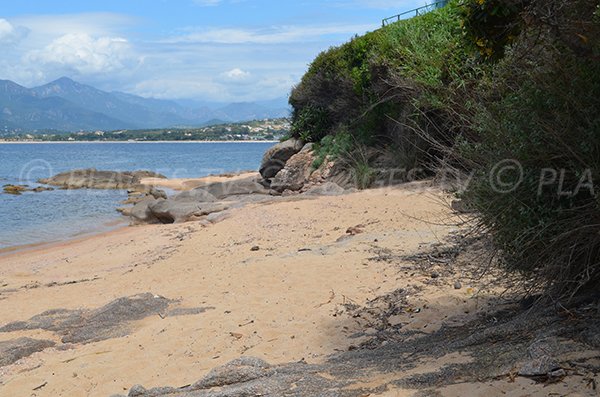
(0, 142, 274, 250)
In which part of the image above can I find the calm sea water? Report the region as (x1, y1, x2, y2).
(0, 142, 274, 250)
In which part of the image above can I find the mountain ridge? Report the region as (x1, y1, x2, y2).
(0, 77, 290, 134)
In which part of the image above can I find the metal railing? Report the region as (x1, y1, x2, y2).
(382, 0, 449, 27)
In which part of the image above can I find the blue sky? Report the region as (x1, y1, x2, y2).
(0, 0, 423, 102)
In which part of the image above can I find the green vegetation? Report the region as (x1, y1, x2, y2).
(0, 119, 289, 142)
(290, 0, 600, 297)
(289, 1, 474, 183)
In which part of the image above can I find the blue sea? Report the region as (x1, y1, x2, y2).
(0, 142, 274, 250)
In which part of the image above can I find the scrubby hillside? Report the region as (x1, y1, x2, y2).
(289, 0, 600, 297)
(290, 2, 468, 173)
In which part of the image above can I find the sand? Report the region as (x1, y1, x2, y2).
(0, 182, 597, 397)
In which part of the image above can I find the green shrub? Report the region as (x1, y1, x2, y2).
(456, 0, 600, 296)
(460, 0, 523, 60)
(289, 0, 467, 165)
(352, 160, 376, 190)
(311, 131, 354, 170)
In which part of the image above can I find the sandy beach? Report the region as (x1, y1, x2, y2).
(0, 182, 598, 397)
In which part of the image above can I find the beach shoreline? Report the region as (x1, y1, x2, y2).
(1, 183, 598, 396)
(0, 140, 279, 144)
(0, 222, 130, 259)
(0, 183, 460, 395)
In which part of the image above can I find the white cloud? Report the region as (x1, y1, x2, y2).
(0, 10, 376, 102)
(0, 18, 28, 44)
(221, 68, 251, 81)
(163, 23, 377, 44)
(25, 33, 139, 75)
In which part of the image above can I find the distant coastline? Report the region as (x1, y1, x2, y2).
(0, 140, 279, 144)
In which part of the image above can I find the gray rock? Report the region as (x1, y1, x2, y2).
(205, 211, 231, 224)
(128, 385, 148, 397)
(148, 200, 229, 224)
(130, 197, 161, 225)
(0, 337, 55, 367)
(173, 189, 218, 203)
(200, 177, 268, 199)
(149, 187, 168, 200)
(303, 182, 346, 196)
(270, 144, 315, 193)
(194, 357, 273, 389)
(39, 169, 166, 190)
(259, 138, 304, 179)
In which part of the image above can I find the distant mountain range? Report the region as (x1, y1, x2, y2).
(0, 77, 290, 133)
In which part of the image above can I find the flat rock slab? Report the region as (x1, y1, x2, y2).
(0, 293, 207, 345)
(115, 357, 360, 397)
(39, 169, 165, 190)
(0, 337, 55, 367)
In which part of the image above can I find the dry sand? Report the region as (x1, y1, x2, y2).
(0, 182, 597, 396)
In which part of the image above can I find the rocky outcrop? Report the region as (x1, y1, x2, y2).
(39, 169, 166, 190)
(2, 184, 55, 195)
(122, 187, 168, 205)
(3, 184, 29, 195)
(199, 178, 268, 199)
(270, 143, 315, 193)
(307, 159, 354, 189)
(147, 200, 230, 224)
(128, 176, 270, 225)
(259, 138, 304, 179)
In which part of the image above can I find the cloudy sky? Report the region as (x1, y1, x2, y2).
(1, 0, 423, 102)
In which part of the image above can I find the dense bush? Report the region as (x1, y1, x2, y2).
(289, 1, 468, 168)
(455, 0, 600, 296)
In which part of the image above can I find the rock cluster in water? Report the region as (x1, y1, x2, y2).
(3, 184, 54, 195)
(38, 169, 166, 190)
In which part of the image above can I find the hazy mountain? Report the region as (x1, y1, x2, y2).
(0, 77, 290, 133)
(0, 80, 134, 132)
(32, 78, 190, 128)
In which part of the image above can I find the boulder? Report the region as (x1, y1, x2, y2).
(130, 197, 161, 225)
(148, 200, 229, 224)
(307, 159, 354, 189)
(259, 138, 304, 179)
(125, 177, 268, 225)
(270, 143, 315, 193)
(123, 187, 168, 205)
(199, 177, 268, 199)
(303, 182, 346, 196)
(39, 169, 166, 190)
(173, 189, 218, 203)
